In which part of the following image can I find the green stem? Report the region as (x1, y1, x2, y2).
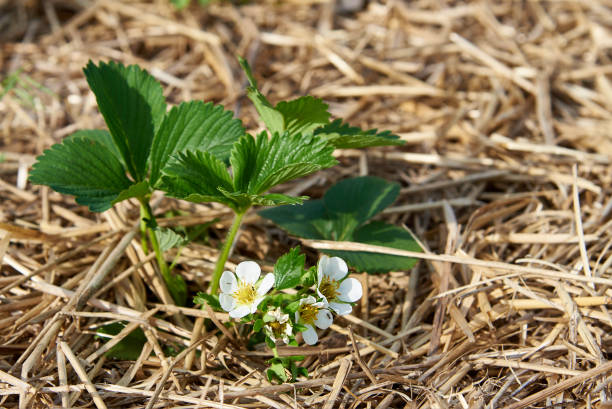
(139, 211, 149, 254)
(139, 199, 170, 279)
(209, 210, 246, 295)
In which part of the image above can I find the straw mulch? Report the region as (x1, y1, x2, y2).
(1, 0, 612, 408)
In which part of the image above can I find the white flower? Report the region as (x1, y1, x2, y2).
(264, 307, 293, 344)
(219, 261, 274, 319)
(295, 295, 333, 345)
(316, 255, 362, 316)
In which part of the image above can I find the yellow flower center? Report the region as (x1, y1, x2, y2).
(268, 321, 287, 337)
(298, 303, 319, 325)
(319, 277, 340, 300)
(233, 281, 257, 305)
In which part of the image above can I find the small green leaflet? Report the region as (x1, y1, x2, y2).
(153, 227, 188, 252)
(83, 60, 166, 181)
(29, 136, 133, 212)
(96, 322, 147, 361)
(238, 57, 284, 135)
(273, 247, 305, 290)
(259, 176, 422, 273)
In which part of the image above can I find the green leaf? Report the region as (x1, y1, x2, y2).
(326, 221, 421, 273)
(154, 227, 188, 252)
(29, 136, 133, 212)
(323, 176, 399, 240)
(159, 149, 237, 209)
(164, 271, 187, 306)
(96, 322, 147, 361)
(275, 96, 330, 136)
(194, 292, 221, 310)
(230, 131, 336, 196)
(83, 60, 166, 181)
(267, 362, 288, 383)
(114, 180, 151, 204)
(314, 119, 404, 149)
(149, 101, 244, 187)
(238, 57, 284, 134)
(273, 247, 305, 290)
(66, 129, 124, 167)
(253, 318, 264, 332)
(259, 200, 329, 240)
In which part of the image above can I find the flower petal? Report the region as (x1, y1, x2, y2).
(219, 271, 237, 293)
(315, 309, 333, 329)
(326, 257, 348, 281)
(229, 305, 251, 319)
(302, 325, 318, 345)
(329, 301, 352, 316)
(257, 272, 275, 296)
(317, 255, 330, 284)
(236, 261, 261, 284)
(337, 278, 362, 302)
(219, 293, 236, 312)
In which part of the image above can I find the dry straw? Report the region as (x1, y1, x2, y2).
(1, 0, 612, 408)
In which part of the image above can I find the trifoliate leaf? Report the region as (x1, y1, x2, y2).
(323, 176, 400, 240)
(325, 221, 421, 273)
(230, 131, 337, 196)
(238, 57, 284, 135)
(273, 247, 305, 290)
(260, 177, 422, 273)
(83, 60, 166, 181)
(96, 322, 147, 361)
(149, 101, 244, 187)
(159, 149, 237, 209)
(259, 200, 329, 240)
(153, 227, 188, 252)
(314, 119, 404, 149)
(275, 96, 330, 136)
(29, 136, 133, 212)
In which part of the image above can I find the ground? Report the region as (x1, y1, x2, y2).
(1, 0, 612, 408)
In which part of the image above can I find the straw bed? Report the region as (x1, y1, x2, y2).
(1, 0, 611, 408)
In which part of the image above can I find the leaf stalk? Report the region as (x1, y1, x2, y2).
(209, 210, 246, 294)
